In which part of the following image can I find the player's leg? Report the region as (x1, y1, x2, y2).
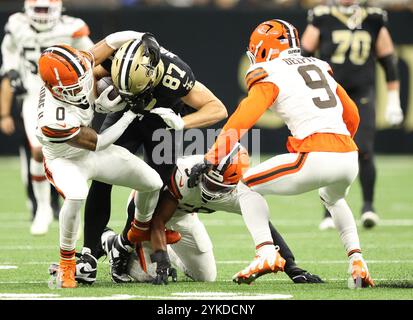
(82, 112, 143, 259)
(45, 158, 90, 288)
(167, 213, 217, 282)
(22, 95, 54, 235)
(318, 154, 374, 287)
(92, 145, 163, 283)
(354, 87, 378, 228)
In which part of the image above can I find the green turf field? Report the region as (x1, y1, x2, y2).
(0, 155, 412, 300)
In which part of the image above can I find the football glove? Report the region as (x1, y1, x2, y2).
(385, 90, 404, 126)
(6, 70, 27, 96)
(95, 85, 127, 114)
(121, 89, 153, 114)
(187, 159, 213, 188)
(150, 250, 177, 285)
(142, 33, 161, 68)
(150, 107, 185, 131)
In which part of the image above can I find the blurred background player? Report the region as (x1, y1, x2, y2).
(0, 0, 93, 235)
(197, 19, 374, 287)
(301, 0, 404, 230)
(76, 35, 228, 284)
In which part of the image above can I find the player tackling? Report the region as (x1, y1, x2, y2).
(193, 19, 374, 288)
(36, 32, 173, 288)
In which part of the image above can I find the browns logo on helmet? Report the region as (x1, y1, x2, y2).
(200, 144, 250, 203)
(38, 44, 95, 106)
(247, 19, 301, 64)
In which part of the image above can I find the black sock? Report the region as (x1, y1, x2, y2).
(83, 181, 113, 257)
(359, 153, 376, 213)
(121, 195, 136, 240)
(269, 222, 296, 271)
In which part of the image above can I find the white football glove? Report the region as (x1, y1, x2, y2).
(150, 107, 185, 131)
(95, 85, 127, 114)
(385, 90, 404, 126)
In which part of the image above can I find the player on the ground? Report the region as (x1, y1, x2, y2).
(129, 145, 323, 284)
(300, 0, 403, 230)
(0, 0, 94, 235)
(191, 19, 374, 288)
(76, 36, 228, 285)
(36, 34, 174, 288)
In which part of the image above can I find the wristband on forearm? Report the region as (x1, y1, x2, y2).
(378, 54, 399, 82)
(95, 110, 136, 151)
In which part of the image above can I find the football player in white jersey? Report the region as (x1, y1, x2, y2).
(36, 31, 182, 288)
(103, 144, 322, 284)
(190, 19, 374, 288)
(0, 0, 93, 235)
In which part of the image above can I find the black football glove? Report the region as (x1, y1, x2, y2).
(187, 159, 213, 188)
(150, 250, 177, 285)
(6, 70, 27, 96)
(142, 33, 161, 68)
(121, 89, 153, 114)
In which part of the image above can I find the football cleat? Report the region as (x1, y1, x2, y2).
(127, 225, 181, 245)
(106, 234, 133, 283)
(348, 258, 375, 288)
(30, 206, 53, 236)
(319, 217, 335, 231)
(285, 266, 324, 284)
(75, 247, 97, 285)
(361, 211, 379, 229)
(233, 247, 286, 285)
(56, 259, 77, 289)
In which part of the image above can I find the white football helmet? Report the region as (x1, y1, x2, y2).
(24, 0, 62, 32)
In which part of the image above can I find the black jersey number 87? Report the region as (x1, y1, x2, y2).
(298, 64, 337, 109)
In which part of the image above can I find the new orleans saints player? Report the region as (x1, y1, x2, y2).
(301, 0, 403, 230)
(76, 36, 229, 284)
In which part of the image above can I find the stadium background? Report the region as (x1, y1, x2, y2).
(0, 0, 413, 155)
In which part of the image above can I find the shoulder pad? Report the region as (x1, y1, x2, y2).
(5, 13, 28, 33)
(367, 7, 388, 22)
(60, 16, 90, 38)
(312, 5, 331, 17)
(245, 65, 269, 90)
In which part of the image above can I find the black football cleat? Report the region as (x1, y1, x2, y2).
(75, 247, 97, 285)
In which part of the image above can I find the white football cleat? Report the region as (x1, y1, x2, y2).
(348, 255, 375, 288)
(319, 217, 335, 231)
(361, 211, 379, 229)
(233, 246, 285, 285)
(30, 206, 53, 236)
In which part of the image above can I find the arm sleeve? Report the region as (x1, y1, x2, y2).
(206, 82, 279, 165)
(41, 125, 81, 143)
(337, 84, 360, 137)
(1, 27, 19, 74)
(95, 110, 137, 151)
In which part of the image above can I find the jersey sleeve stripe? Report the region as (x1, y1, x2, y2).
(72, 24, 90, 38)
(245, 68, 269, 89)
(41, 126, 80, 140)
(168, 167, 183, 200)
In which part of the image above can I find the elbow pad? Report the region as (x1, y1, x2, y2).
(378, 54, 399, 82)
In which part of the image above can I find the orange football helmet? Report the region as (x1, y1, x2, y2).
(38, 45, 95, 105)
(201, 144, 250, 203)
(247, 19, 300, 64)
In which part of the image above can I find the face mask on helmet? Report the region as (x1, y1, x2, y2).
(24, 0, 62, 32)
(246, 19, 301, 64)
(200, 144, 250, 203)
(111, 39, 163, 98)
(39, 45, 95, 106)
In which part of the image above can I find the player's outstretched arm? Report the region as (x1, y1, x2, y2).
(300, 24, 320, 57)
(180, 81, 228, 129)
(0, 77, 15, 135)
(376, 26, 403, 126)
